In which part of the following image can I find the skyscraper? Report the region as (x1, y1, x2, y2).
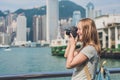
(86, 2, 94, 19)
(33, 15, 42, 42)
(46, 0, 59, 42)
(72, 11, 81, 26)
(42, 15, 47, 41)
(33, 15, 46, 42)
(15, 14, 27, 45)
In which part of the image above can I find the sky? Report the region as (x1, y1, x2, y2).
(0, 0, 120, 15)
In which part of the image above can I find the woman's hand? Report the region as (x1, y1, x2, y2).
(64, 38, 71, 58)
(64, 33, 78, 58)
(64, 34, 78, 58)
(69, 33, 78, 46)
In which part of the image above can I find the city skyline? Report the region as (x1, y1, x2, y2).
(0, 0, 120, 15)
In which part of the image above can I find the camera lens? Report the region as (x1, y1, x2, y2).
(66, 29, 71, 35)
(65, 26, 78, 38)
(71, 27, 78, 38)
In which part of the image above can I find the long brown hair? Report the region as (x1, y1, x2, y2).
(78, 18, 101, 54)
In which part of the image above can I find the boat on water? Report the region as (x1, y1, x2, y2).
(0, 45, 10, 49)
(50, 39, 81, 56)
(4, 47, 11, 51)
(0, 45, 11, 51)
(50, 39, 68, 56)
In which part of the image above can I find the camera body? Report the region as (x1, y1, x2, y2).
(65, 26, 78, 38)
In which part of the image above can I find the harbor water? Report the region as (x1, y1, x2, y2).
(0, 47, 120, 80)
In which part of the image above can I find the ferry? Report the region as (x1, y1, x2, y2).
(50, 39, 68, 56)
(50, 39, 81, 56)
(0, 45, 10, 49)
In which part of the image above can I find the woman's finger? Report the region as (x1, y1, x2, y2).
(75, 35, 78, 42)
(70, 33, 73, 38)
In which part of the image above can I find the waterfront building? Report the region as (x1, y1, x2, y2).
(5, 13, 17, 34)
(95, 15, 120, 48)
(86, 2, 95, 19)
(33, 15, 42, 42)
(5, 13, 14, 28)
(95, 10, 102, 18)
(72, 11, 81, 26)
(10, 20, 17, 32)
(26, 27, 30, 41)
(0, 32, 10, 45)
(0, 17, 5, 33)
(46, 0, 59, 42)
(41, 15, 47, 41)
(33, 15, 46, 42)
(15, 14, 27, 46)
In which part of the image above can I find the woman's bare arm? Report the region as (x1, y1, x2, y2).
(64, 43, 70, 58)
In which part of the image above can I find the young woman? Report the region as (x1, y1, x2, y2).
(64, 18, 101, 80)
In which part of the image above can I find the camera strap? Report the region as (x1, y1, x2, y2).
(84, 63, 92, 80)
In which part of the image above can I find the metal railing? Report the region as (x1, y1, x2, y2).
(0, 68, 120, 80)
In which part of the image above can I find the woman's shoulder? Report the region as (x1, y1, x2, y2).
(83, 45, 95, 50)
(82, 45, 97, 55)
(80, 45, 98, 60)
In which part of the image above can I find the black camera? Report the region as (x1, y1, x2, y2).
(65, 26, 78, 38)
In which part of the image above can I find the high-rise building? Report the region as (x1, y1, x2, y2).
(33, 15, 42, 42)
(0, 33, 10, 45)
(86, 2, 94, 19)
(46, 0, 59, 42)
(95, 10, 102, 18)
(72, 11, 81, 26)
(42, 15, 47, 41)
(5, 13, 17, 27)
(33, 15, 46, 42)
(5, 13, 17, 34)
(0, 17, 5, 33)
(15, 14, 27, 45)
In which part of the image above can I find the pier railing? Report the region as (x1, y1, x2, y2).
(0, 68, 120, 80)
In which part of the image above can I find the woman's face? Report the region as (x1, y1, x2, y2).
(77, 22, 83, 41)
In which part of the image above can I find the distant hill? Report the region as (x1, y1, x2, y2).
(59, 1, 86, 19)
(14, 0, 86, 27)
(0, 0, 86, 41)
(14, 6, 46, 27)
(0, 10, 5, 17)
